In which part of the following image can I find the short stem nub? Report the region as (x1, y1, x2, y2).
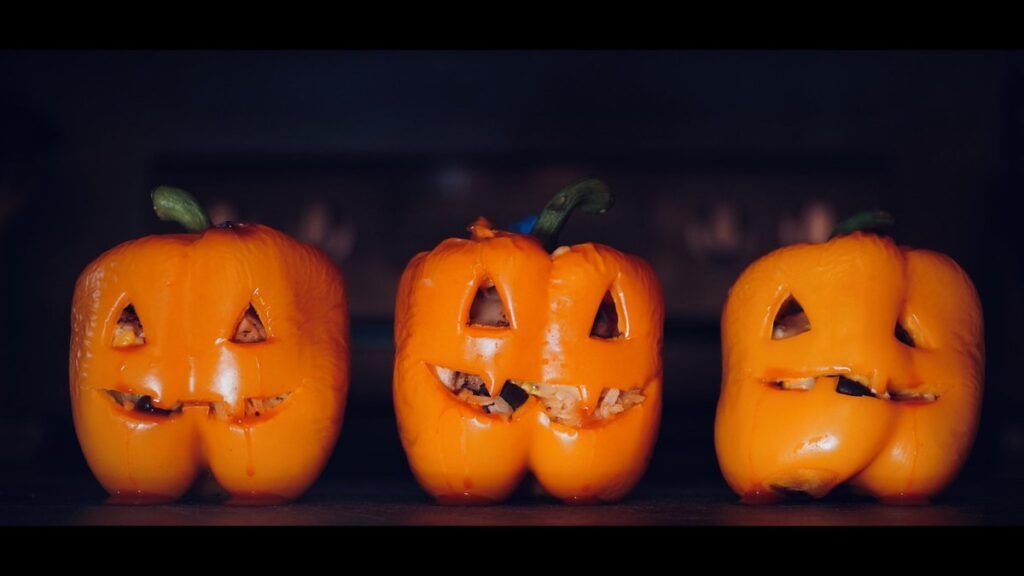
(830, 210, 894, 239)
(529, 179, 614, 252)
(151, 186, 212, 233)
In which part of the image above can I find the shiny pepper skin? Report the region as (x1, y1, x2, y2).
(70, 223, 349, 504)
(393, 219, 663, 504)
(715, 232, 984, 504)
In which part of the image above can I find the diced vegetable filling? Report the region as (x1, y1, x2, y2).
(434, 366, 645, 425)
(434, 366, 516, 417)
(112, 305, 146, 347)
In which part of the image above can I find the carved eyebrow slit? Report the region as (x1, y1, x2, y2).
(772, 295, 810, 340)
(112, 304, 146, 347)
(468, 277, 509, 328)
(232, 304, 267, 343)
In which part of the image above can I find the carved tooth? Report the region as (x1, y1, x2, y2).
(777, 377, 815, 391)
(433, 365, 456, 390)
(265, 393, 290, 409)
(246, 398, 265, 417)
(106, 390, 142, 410)
(484, 396, 515, 417)
(458, 390, 494, 406)
(453, 372, 487, 394)
(890, 391, 938, 403)
(849, 374, 873, 388)
(211, 402, 231, 421)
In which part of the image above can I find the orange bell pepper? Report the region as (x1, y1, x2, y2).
(394, 180, 663, 504)
(715, 212, 984, 504)
(70, 187, 349, 504)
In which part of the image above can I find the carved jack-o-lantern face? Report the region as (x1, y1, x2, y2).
(70, 189, 349, 504)
(715, 228, 983, 504)
(394, 182, 663, 504)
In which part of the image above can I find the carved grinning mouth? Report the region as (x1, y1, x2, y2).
(103, 390, 293, 419)
(769, 375, 938, 403)
(429, 364, 645, 427)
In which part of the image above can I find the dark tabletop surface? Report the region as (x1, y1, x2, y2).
(2, 410, 1021, 526)
(2, 472, 1023, 526)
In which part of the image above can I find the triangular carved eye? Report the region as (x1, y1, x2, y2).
(468, 278, 510, 328)
(895, 320, 916, 348)
(772, 295, 810, 340)
(232, 304, 267, 343)
(112, 304, 146, 347)
(591, 291, 621, 339)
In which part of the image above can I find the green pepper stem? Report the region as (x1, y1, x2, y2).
(529, 179, 614, 252)
(830, 210, 894, 239)
(151, 186, 212, 233)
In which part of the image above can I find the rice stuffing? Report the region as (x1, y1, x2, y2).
(520, 383, 584, 427)
(243, 392, 291, 417)
(593, 387, 645, 420)
(434, 366, 646, 425)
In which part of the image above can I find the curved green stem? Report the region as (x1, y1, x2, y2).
(830, 210, 894, 239)
(151, 186, 212, 233)
(529, 179, 614, 251)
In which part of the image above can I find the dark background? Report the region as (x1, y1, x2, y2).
(2, 51, 1023, 507)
